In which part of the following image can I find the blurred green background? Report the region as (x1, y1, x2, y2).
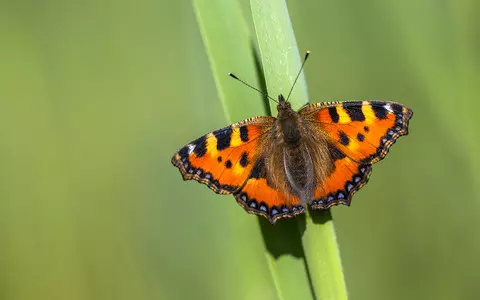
(1, 0, 479, 299)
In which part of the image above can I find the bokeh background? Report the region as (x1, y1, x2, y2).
(1, 0, 479, 299)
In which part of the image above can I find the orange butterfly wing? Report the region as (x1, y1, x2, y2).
(171, 116, 275, 194)
(300, 101, 413, 208)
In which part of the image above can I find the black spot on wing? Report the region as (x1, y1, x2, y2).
(192, 135, 207, 157)
(390, 103, 404, 114)
(339, 131, 350, 146)
(178, 146, 189, 160)
(372, 105, 388, 120)
(343, 104, 365, 121)
(217, 156, 222, 162)
(239, 126, 249, 142)
(357, 133, 365, 142)
(328, 107, 339, 123)
(364, 126, 369, 132)
(240, 152, 249, 167)
(225, 160, 232, 168)
(214, 126, 232, 151)
(328, 144, 346, 161)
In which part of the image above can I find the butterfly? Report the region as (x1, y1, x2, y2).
(171, 55, 413, 224)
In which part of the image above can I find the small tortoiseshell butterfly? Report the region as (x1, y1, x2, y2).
(172, 52, 413, 224)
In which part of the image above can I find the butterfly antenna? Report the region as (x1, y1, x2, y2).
(286, 50, 310, 102)
(228, 73, 278, 104)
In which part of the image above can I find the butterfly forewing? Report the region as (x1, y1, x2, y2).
(300, 101, 412, 164)
(171, 116, 275, 194)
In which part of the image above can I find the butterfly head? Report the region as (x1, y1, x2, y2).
(278, 94, 292, 109)
(277, 94, 294, 116)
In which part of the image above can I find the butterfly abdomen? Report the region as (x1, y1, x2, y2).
(282, 144, 315, 205)
(275, 100, 317, 204)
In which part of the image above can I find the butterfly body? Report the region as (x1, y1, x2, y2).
(268, 95, 332, 208)
(172, 96, 412, 224)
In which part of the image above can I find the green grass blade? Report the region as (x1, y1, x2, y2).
(250, 0, 309, 111)
(250, 0, 314, 299)
(250, 0, 348, 299)
(193, 0, 279, 299)
(194, 0, 267, 122)
(305, 212, 349, 300)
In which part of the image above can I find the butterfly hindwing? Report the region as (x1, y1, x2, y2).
(234, 157, 305, 224)
(171, 116, 275, 194)
(312, 143, 372, 209)
(300, 101, 413, 164)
